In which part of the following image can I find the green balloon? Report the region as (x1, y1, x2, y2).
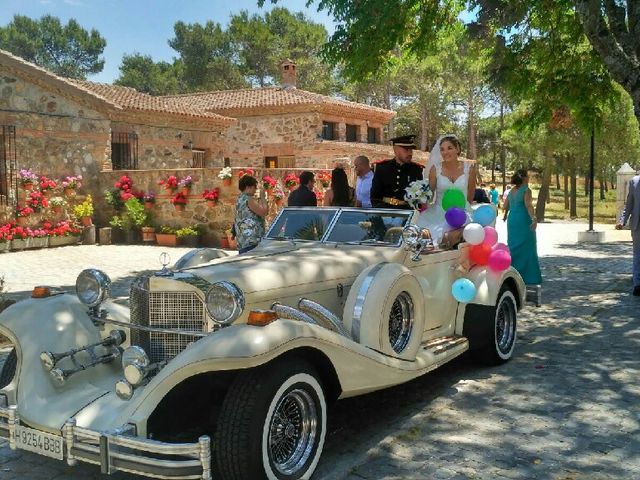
(442, 188, 466, 210)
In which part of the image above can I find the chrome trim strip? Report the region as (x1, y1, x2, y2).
(297, 298, 351, 338)
(271, 303, 321, 327)
(351, 262, 388, 342)
(90, 315, 208, 337)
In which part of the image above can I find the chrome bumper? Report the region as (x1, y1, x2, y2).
(0, 405, 212, 480)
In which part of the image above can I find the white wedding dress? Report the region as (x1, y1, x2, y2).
(416, 161, 472, 246)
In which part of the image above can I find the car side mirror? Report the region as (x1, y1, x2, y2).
(402, 225, 434, 261)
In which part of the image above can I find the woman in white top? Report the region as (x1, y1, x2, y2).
(417, 134, 477, 246)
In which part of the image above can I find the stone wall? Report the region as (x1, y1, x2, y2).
(0, 74, 111, 184)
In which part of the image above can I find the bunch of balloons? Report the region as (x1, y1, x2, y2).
(442, 188, 467, 228)
(450, 200, 511, 303)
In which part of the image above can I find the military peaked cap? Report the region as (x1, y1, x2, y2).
(389, 134, 417, 149)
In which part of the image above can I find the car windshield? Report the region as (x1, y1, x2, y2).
(265, 208, 412, 245)
(324, 210, 412, 245)
(266, 208, 339, 241)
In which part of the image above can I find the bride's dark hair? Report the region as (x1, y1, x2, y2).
(440, 135, 462, 154)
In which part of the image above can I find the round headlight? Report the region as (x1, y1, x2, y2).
(76, 269, 111, 307)
(115, 380, 134, 400)
(122, 346, 150, 371)
(402, 225, 421, 249)
(206, 281, 245, 325)
(124, 363, 146, 386)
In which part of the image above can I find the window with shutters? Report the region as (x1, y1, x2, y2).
(346, 124, 359, 142)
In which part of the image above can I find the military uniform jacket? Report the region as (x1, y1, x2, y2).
(370, 159, 424, 208)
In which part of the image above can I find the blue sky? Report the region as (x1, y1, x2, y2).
(1, 0, 335, 83)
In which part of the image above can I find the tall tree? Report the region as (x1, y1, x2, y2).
(115, 54, 183, 95)
(169, 21, 247, 91)
(0, 14, 105, 79)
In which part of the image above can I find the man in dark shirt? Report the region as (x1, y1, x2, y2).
(371, 135, 423, 209)
(288, 171, 317, 206)
(473, 183, 491, 204)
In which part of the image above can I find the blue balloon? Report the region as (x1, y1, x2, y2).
(451, 278, 477, 303)
(473, 204, 497, 226)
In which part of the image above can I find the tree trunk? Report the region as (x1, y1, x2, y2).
(555, 170, 560, 190)
(419, 103, 429, 151)
(467, 92, 477, 160)
(599, 173, 605, 200)
(491, 145, 497, 183)
(535, 155, 552, 222)
(584, 174, 589, 196)
(500, 103, 506, 191)
(563, 155, 569, 210)
(569, 155, 577, 218)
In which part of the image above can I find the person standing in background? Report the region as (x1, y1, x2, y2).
(489, 183, 500, 209)
(615, 173, 640, 296)
(502, 184, 512, 212)
(323, 167, 355, 206)
(288, 171, 317, 207)
(354, 155, 374, 208)
(504, 169, 542, 286)
(234, 175, 268, 254)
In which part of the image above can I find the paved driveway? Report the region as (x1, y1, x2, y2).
(1, 222, 638, 479)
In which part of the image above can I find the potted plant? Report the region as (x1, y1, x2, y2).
(202, 188, 220, 207)
(39, 175, 57, 196)
(170, 192, 188, 212)
(238, 168, 255, 179)
(26, 190, 48, 212)
(49, 196, 66, 215)
(218, 166, 233, 186)
(176, 225, 200, 248)
(47, 220, 82, 247)
(273, 183, 285, 207)
(73, 195, 94, 226)
(178, 175, 194, 196)
(18, 169, 39, 190)
(15, 206, 34, 226)
(122, 198, 147, 244)
(156, 225, 178, 247)
(141, 223, 156, 243)
(262, 175, 277, 196)
(143, 192, 156, 210)
(317, 171, 331, 189)
(61, 175, 83, 196)
(158, 175, 179, 193)
(284, 173, 300, 191)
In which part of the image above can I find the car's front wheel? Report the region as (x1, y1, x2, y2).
(0, 348, 16, 389)
(216, 359, 327, 480)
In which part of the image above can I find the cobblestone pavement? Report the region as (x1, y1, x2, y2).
(0, 222, 638, 479)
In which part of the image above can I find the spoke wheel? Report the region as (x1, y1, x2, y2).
(388, 292, 414, 354)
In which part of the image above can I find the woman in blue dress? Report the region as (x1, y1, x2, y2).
(504, 169, 542, 285)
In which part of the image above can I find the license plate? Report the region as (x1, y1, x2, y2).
(15, 425, 64, 460)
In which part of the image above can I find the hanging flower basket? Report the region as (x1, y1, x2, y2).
(174, 204, 185, 212)
(63, 187, 75, 197)
(144, 202, 154, 210)
(207, 200, 218, 208)
(223, 178, 233, 187)
(181, 186, 191, 196)
(23, 182, 34, 191)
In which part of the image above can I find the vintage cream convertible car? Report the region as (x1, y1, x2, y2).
(0, 207, 526, 480)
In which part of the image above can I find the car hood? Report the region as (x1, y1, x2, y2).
(181, 243, 405, 294)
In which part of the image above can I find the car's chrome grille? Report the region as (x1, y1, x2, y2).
(130, 279, 207, 363)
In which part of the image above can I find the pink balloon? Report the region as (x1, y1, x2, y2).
(483, 226, 498, 246)
(494, 242, 509, 252)
(488, 249, 511, 272)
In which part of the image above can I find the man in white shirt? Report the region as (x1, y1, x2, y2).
(354, 155, 374, 208)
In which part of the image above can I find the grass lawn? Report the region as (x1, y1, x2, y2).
(531, 183, 619, 224)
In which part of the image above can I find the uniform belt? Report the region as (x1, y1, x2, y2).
(382, 197, 408, 206)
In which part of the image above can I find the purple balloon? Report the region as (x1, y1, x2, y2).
(445, 207, 467, 228)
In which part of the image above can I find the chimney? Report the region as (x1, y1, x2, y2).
(281, 59, 297, 89)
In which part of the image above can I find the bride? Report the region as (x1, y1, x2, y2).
(417, 134, 477, 246)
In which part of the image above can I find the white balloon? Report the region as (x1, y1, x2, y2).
(463, 223, 485, 245)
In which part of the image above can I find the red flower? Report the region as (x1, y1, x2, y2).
(170, 192, 188, 205)
(238, 168, 255, 178)
(202, 188, 220, 201)
(159, 175, 179, 191)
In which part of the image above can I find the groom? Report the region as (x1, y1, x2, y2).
(616, 173, 640, 296)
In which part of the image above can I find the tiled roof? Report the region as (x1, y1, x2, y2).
(162, 86, 396, 119)
(72, 81, 235, 123)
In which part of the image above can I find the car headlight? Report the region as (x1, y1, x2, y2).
(206, 281, 245, 325)
(76, 269, 111, 307)
(122, 346, 149, 371)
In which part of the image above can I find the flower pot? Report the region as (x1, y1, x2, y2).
(141, 227, 156, 242)
(52, 206, 62, 215)
(64, 187, 75, 197)
(0, 242, 9, 253)
(220, 237, 230, 249)
(23, 183, 34, 191)
(174, 204, 186, 212)
(206, 200, 218, 208)
(156, 233, 178, 247)
(28, 237, 48, 249)
(15, 217, 27, 226)
(144, 202, 154, 210)
(275, 198, 283, 208)
(179, 235, 199, 248)
(228, 237, 238, 250)
(10, 238, 30, 250)
(49, 235, 80, 247)
(181, 187, 191, 196)
(81, 216, 93, 227)
(223, 178, 232, 187)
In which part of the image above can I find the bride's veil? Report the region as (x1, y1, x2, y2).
(425, 134, 459, 177)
